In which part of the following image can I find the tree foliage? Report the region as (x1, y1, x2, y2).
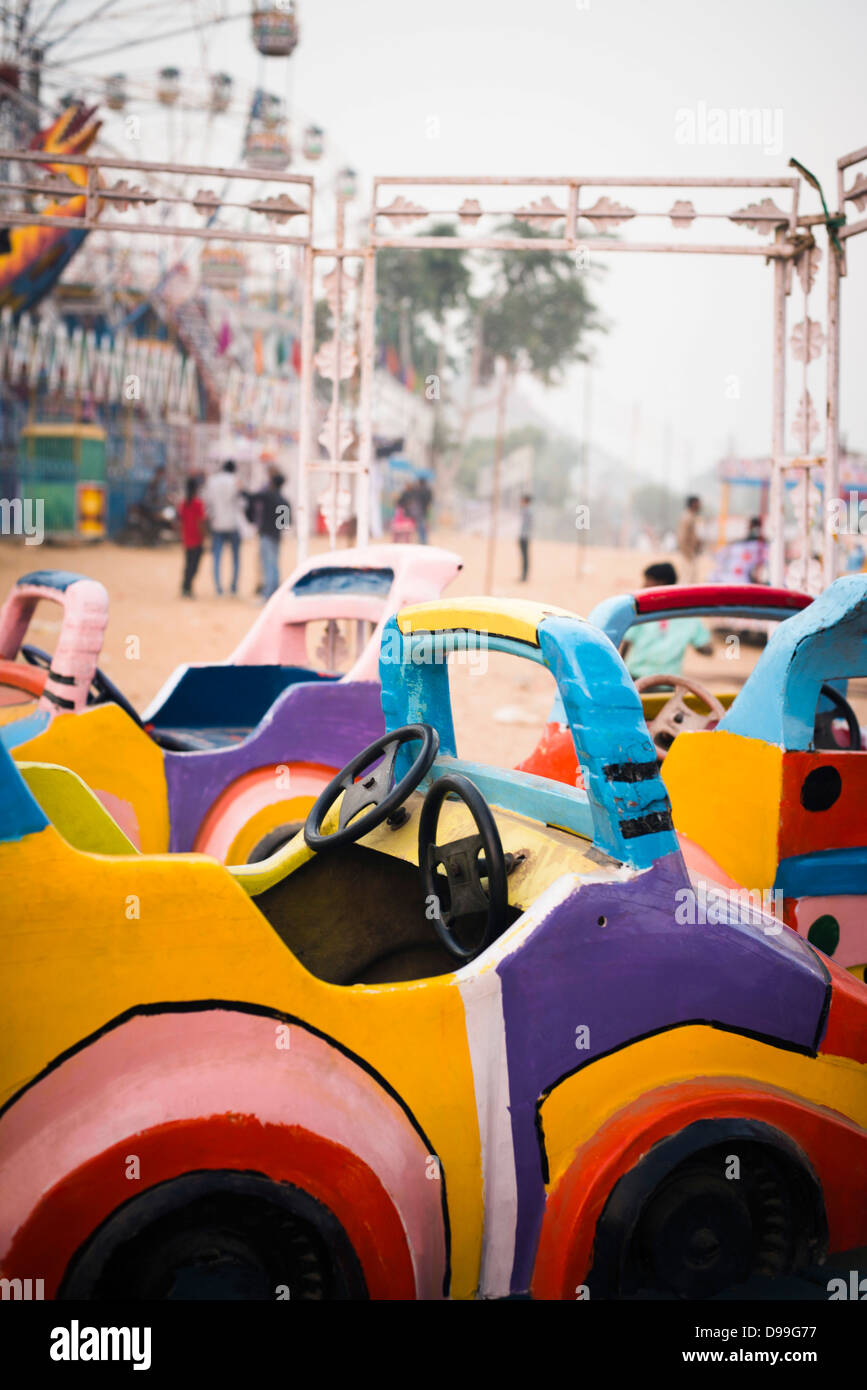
(375, 219, 602, 387)
(478, 222, 602, 384)
(376, 222, 472, 378)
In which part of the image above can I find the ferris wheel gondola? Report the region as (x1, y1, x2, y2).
(210, 73, 233, 115)
(104, 74, 126, 111)
(251, 3, 299, 58)
(303, 123, 324, 160)
(157, 67, 182, 106)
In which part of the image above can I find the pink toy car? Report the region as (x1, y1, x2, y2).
(0, 546, 463, 864)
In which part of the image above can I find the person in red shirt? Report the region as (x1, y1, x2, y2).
(179, 475, 207, 598)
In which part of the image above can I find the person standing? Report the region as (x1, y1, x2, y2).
(621, 561, 713, 678)
(518, 493, 532, 582)
(246, 470, 291, 600)
(396, 482, 419, 540)
(203, 460, 241, 596)
(676, 495, 703, 584)
(179, 475, 207, 598)
(414, 476, 433, 544)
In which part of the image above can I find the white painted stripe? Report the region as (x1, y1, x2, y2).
(458, 965, 519, 1299)
(139, 662, 194, 722)
(453, 867, 639, 1296)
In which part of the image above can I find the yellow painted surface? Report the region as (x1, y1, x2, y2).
(640, 690, 737, 720)
(19, 763, 138, 855)
(541, 1024, 867, 1190)
(234, 787, 601, 906)
(397, 596, 580, 645)
(224, 795, 317, 867)
(20, 423, 106, 441)
(230, 830, 313, 890)
(0, 700, 38, 727)
(663, 730, 782, 889)
(0, 825, 484, 1297)
(11, 704, 169, 853)
(362, 791, 600, 908)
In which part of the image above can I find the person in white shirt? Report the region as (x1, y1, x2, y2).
(203, 460, 241, 596)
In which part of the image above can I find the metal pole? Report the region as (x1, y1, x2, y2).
(824, 239, 843, 588)
(328, 194, 346, 552)
(356, 246, 376, 548)
(769, 226, 788, 586)
(296, 242, 315, 566)
(577, 355, 592, 576)
(485, 360, 509, 593)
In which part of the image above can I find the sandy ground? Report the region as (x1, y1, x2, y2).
(0, 529, 794, 768)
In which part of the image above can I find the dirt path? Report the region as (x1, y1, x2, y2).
(0, 531, 798, 767)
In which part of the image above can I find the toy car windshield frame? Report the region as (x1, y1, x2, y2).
(380, 598, 680, 871)
(588, 584, 812, 649)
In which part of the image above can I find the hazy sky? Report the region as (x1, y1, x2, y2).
(67, 0, 867, 486)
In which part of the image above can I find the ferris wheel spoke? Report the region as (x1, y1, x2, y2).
(40, 0, 128, 51)
(43, 7, 246, 67)
(25, 0, 81, 45)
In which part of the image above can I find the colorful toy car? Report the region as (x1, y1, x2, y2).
(0, 570, 112, 725)
(0, 546, 462, 861)
(519, 583, 812, 780)
(1, 595, 865, 1301)
(663, 575, 867, 977)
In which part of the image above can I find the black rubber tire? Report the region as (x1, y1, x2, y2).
(58, 1170, 368, 1301)
(246, 823, 304, 864)
(604, 1140, 821, 1300)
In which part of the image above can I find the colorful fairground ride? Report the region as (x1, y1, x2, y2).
(0, 1, 336, 535)
(713, 452, 867, 593)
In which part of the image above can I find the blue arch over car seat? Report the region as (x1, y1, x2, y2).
(0, 738, 48, 843)
(379, 611, 680, 871)
(719, 575, 867, 750)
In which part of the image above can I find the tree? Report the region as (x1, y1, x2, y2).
(373, 219, 603, 572)
(478, 223, 601, 384)
(376, 223, 472, 464)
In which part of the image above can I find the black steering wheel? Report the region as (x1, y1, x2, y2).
(21, 642, 144, 726)
(815, 682, 860, 751)
(418, 773, 510, 961)
(304, 723, 439, 852)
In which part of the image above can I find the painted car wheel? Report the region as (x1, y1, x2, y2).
(246, 822, 305, 863)
(193, 763, 337, 864)
(595, 1139, 820, 1300)
(59, 1170, 368, 1301)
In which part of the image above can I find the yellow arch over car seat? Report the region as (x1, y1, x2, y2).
(397, 597, 580, 646)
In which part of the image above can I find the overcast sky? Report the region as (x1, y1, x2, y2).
(73, 0, 867, 487)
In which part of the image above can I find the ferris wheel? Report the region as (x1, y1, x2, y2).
(0, 0, 332, 179)
(1, 1, 349, 317)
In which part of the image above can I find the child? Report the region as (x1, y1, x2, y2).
(391, 502, 416, 544)
(179, 475, 207, 598)
(622, 562, 713, 678)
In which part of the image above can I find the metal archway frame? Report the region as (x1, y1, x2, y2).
(823, 144, 867, 586)
(302, 166, 865, 589)
(3, 146, 864, 588)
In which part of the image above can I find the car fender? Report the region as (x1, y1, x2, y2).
(192, 760, 338, 862)
(531, 1061, 867, 1300)
(0, 1004, 449, 1299)
(164, 680, 385, 852)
